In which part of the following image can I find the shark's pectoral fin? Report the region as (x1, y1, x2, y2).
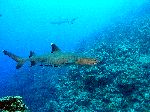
(30, 61, 36, 67)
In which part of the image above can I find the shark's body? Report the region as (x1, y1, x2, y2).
(2, 43, 99, 69)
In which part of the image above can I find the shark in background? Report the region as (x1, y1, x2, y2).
(50, 17, 78, 25)
(2, 43, 100, 69)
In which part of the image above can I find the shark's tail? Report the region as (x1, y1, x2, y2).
(2, 50, 26, 69)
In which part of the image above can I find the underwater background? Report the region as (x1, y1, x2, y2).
(0, 0, 150, 111)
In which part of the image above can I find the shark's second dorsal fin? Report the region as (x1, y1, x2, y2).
(51, 43, 61, 53)
(29, 51, 35, 58)
(29, 51, 36, 66)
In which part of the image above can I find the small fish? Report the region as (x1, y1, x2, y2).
(2, 43, 100, 69)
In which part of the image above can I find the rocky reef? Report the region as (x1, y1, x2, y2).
(0, 96, 29, 112)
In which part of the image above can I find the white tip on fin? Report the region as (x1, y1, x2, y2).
(51, 43, 61, 53)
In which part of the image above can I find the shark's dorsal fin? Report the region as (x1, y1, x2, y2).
(51, 43, 61, 53)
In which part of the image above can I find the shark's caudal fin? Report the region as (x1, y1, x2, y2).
(2, 50, 25, 69)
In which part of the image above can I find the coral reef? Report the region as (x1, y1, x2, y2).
(0, 96, 29, 112)
(41, 13, 150, 111)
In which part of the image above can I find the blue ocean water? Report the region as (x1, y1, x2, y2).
(0, 0, 149, 111)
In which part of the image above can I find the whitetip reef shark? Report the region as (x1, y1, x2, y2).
(50, 17, 78, 25)
(2, 43, 100, 69)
